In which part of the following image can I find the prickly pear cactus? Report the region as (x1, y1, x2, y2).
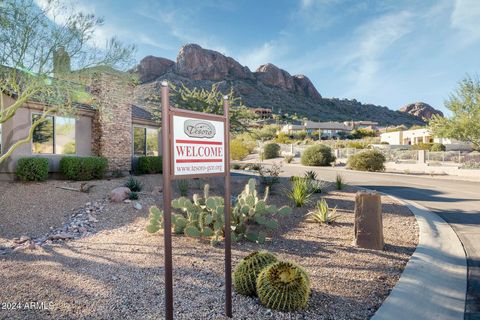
(232, 178, 292, 244)
(171, 184, 225, 244)
(256, 261, 310, 311)
(233, 251, 277, 296)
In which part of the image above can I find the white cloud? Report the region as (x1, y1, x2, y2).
(451, 0, 480, 45)
(237, 42, 280, 70)
(341, 11, 414, 97)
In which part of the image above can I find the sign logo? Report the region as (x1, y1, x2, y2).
(184, 119, 216, 138)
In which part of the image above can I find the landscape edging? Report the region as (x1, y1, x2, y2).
(369, 192, 467, 320)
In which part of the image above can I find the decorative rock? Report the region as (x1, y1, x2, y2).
(152, 186, 163, 196)
(354, 191, 384, 250)
(133, 202, 142, 210)
(48, 232, 74, 241)
(14, 236, 31, 244)
(110, 187, 131, 202)
(124, 199, 131, 203)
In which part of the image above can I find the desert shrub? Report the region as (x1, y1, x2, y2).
(335, 173, 345, 190)
(60, 156, 107, 180)
(233, 251, 277, 296)
(16, 157, 49, 181)
(231, 138, 250, 161)
(177, 179, 189, 196)
(307, 198, 338, 224)
(249, 163, 262, 171)
(257, 261, 310, 311)
(430, 143, 446, 152)
(304, 170, 317, 180)
(263, 143, 280, 159)
(232, 163, 242, 170)
(258, 162, 282, 189)
(129, 191, 139, 200)
(411, 142, 432, 150)
(284, 154, 294, 163)
(137, 156, 162, 174)
(286, 177, 312, 207)
(300, 144, 335, 166)
(125, 176, 143, 192)
(251, 125, 279, 141)
(273, 132, 291, 144)
(346, 141, 368, 149)
(347, 149, 386, 172)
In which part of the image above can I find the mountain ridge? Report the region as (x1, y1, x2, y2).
(132, 43, 439, 126)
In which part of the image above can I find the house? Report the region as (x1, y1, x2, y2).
(252, 107, 272, 118)
(343, 120, 379, 131)
(380, 128, 472, 151)
(0, 71, 161, 180)
(281, 121, 353, 138)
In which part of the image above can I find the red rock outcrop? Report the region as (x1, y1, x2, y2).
(399, 102, 443, 120)
(133, 56, 175, 83)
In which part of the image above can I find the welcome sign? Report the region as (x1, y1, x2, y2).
(172, 115, 225, 176)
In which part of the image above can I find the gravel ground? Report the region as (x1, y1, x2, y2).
(0, 174, 418, 320)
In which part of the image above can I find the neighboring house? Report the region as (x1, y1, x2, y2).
(380, 128, 472, 151)
(281, 121, 353, 138)
(252, 107, 272, 119)
(0, 71, 161, 180)
(343, 120, 379, 131)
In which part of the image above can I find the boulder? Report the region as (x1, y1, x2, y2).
(110, 187, 131, 202)
(176, 44, 253, 80)
(354, 191, 384, 250)
(133, 56, 175, 83)
(399, 102, 443, 120)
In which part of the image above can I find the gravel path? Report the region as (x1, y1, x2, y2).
(0, 175, 418, 319)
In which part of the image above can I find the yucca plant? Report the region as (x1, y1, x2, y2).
(177, 179, 189, 196)
(124, 176, 143, 192)
(284, 154, 294, 164)
(307, 198, 338, 224)
(335, 173, 345, 190)
(304, 170, 317, 180)
(286, 177, 312, 207)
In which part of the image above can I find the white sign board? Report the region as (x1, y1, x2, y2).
(172, 115, 225, 176)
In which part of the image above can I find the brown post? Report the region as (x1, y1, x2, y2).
(223, 96, 232, 317)
(161, 81, 174, 320)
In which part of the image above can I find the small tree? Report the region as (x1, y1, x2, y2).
(0, 0, 135, 164)
(429, 75, 480, 150)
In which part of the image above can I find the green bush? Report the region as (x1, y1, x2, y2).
(300, 144, 335, 166)
(430, 143, 446, 151)
(263, 143, 280, 159)
(59, 156, 107, 180)
(347, 150, 386, 172)
(16, 157, 49, 181)
(137, 156, 162, 174)
(231, 138, 250, 160)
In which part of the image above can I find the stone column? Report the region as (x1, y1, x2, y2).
(354, 191, 384, 250)
(90, 72, 133, 173)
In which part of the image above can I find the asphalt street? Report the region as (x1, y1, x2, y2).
(280, 165, 480, 320)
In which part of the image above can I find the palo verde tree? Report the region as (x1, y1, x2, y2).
(0, 0, 135, 163)
(429, 75, 480, 150)
(146, 83, 254, 133)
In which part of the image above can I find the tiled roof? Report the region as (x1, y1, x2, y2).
(132, 104, 154, 121)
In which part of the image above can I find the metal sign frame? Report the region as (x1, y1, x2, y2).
(161, 81, 232, 319)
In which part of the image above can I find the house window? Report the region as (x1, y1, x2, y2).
(32, 115, 75, 154)
(133, 126, 158, 156)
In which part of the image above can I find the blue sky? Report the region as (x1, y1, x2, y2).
(37, 0, 480, 114)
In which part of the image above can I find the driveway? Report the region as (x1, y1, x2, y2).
(279, 164, 480, 320)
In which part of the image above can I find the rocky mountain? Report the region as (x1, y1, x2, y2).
(133, 44, 428, 126)
(399, 102, 443, 120)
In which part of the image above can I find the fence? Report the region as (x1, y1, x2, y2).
(256, 142, 480, 169)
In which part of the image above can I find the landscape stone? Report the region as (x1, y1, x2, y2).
(354, 191, 384, 250)
(110, 187, 131, 202)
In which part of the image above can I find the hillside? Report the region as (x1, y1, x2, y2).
(133, 44, 433, 126)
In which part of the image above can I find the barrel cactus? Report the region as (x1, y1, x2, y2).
(233, 251, 277, 296)
(256, 261, 310, 311)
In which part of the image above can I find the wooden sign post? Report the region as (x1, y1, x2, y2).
(161, 81, 232, 319)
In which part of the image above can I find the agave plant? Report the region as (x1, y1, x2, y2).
(286, 177, 312, 207)
(307, 198, 338, 224)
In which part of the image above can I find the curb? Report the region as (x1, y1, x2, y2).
(371, 194, 467, 320)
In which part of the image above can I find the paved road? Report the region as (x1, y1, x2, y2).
(280, 165, 480, 320)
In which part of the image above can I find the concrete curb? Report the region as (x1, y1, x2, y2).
(372, 194, 467, 320)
